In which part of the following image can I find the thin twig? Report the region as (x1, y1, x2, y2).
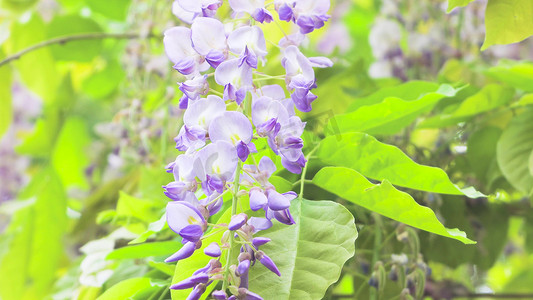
(0, 32, 157, 67)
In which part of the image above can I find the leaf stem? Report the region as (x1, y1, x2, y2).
(299, 145, 319, 200)
(0, 32, 157, 67)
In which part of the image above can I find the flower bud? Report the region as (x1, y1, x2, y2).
(229, 213, 248, 231)
(204, 242, 221, 257)
(170, 273, 209, 290)
(256, 251, 281, 276)
(165, 241, 197, 263)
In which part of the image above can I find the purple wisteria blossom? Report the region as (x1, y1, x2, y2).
(162, 0, 332, 299)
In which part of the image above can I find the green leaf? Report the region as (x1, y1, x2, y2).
(518, 94, 533, 107)
(529, 150, 533, 176)
(87, 0, 132, 21)
(52, 117, 91, 189)
(482, 0, 533, 50)
(313, 167, 475, 244)
(15, 111, 61, 157)
(0, 0, 38, 12)
(447, 0, 476, 12)
(419, 84, 514, 128)
(0, 169, 67, 300)
(47, 14, 103, 62)
(116, 191, 161, 223)
(333, 83, 458, 135)
(249, 199, 357, 299)
(97, 278, 153, 300)
(497, 109, 533, 194)
(7, 15, 59, 102)
(466, 127, 503, 183)
(107, 241, 180, 260)
(0, 50, 12, 138)
(346, 81, 440, 112)
(81, 59, 125, 99)
(485, 61, 533, 92)
(269, 175, 293, 193)
(317, 132, 482, 197)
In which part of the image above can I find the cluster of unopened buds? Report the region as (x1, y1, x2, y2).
(162, 0, 332, 299)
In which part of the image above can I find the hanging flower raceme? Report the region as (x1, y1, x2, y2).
(162, 0, 332, 299)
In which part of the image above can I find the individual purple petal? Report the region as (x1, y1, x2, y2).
(191, 17, 227, 56)
(166, 201, 205, 235)
(244, 290, 263, 300)
(183, 95, 226, 130)
(282, 45, 315, 84)
(309, 56, 334, 68)
(173, 57, 196, 75)
(172, 0, 198, 24)
(296, 15, 316, 34)
(204, 242, 222, 257)
(252, 7, 273, 23)
(212, 290, 228, 300)
(274, 208, 296, 225)
(237, 259, 250, 276)
(248, 217, 273, 232)
(172, 153, 199, 182)
(179, 0, 221, 13)
(170, 273, 209, 290)
(206, 50, 226, 68)
(174, 125, 206, 151)
(236, 141, 251, 162)
(179, 95, 189, 109)
(249, 189, 268, 211)
(165, 241, 197, 263)
(179, 75, 209, 101)
(257, 251, 281, 276)
(186, 283, 207, 300)
(252, 237, 271, 248)
(259, 84, 286, 100)
(163, 27, 199, 72)
(267, 189, 291, 211)
(227, 26, 267, 62)
(229, 213, 248, 231)
(294, 0, 330, 16)
(209, 111, 253, 146)
(215, 58, 253, 102)
(229, 0, 263, 13)
(179, 224, 204, 242)
(281, 155, 306, 174)
(197, 140, 239, 183)
(277, 3, 294, 21)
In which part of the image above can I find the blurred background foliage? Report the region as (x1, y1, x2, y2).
(1, 0, 533, 299)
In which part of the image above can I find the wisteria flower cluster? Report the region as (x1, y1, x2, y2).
(162, 0, 332, 299)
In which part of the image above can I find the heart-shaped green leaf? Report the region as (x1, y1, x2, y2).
(249, 200, 357, 299)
